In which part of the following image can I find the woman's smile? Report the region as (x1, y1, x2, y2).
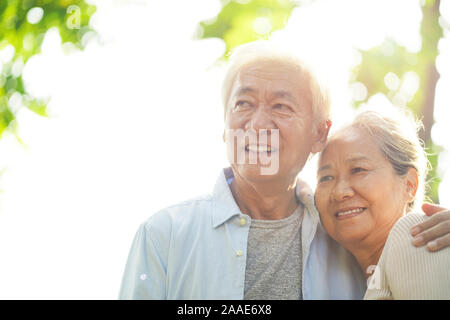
(334, 207, 367, 220)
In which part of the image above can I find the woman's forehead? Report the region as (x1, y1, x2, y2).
(319, 127, 383, 163)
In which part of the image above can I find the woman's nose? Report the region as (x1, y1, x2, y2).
(332, 179, 355, 201)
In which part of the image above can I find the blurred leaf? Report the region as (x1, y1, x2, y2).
(425, 141, 443, 204)
(352, 0, 443, 203)
(24, 96, 48, 117)
(197, 0, 297, 57)
(0, 102, 15, 136)
(0, 0, 97, 139)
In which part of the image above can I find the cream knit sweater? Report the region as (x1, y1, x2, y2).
(364, 212, 450, 300)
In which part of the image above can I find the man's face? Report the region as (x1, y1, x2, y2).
(224, 60, 320, 183)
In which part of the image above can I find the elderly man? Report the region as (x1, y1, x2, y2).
(119, 42, 450, 299)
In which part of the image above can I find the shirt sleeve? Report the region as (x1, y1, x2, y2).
(118, 222, 167, 299)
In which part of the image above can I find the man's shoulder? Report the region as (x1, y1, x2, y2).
(143, 193, 214, 232)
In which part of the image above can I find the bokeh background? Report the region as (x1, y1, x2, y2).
(0, 0, 449, 299)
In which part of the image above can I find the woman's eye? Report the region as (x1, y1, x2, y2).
(351, 167, 366, 174)
(319, 175, 333, 183)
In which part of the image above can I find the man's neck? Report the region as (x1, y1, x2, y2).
(229, 173, 299, 220)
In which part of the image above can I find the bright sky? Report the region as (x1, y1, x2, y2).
(0, 0, 449, 299)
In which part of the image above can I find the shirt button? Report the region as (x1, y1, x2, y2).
(236, 250, 243, 257)
(239, 218, 246, 226)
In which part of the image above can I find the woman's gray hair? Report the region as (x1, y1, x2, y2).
(337, 107, 430, 211)
(221, 41, 330, 126)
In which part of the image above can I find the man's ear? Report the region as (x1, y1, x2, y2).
(311, 119, 332, 154)
(405, 167, 419, 203)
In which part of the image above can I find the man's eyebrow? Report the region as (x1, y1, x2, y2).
(272, 90, 297, 103)
(235, 87, 255, 96)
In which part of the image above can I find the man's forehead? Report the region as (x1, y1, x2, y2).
(237, 61, 303, 82)
(231, 64, 308, 96)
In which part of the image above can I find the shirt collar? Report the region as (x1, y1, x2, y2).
(211, 167, 320, 228)
(296, 179, 321, 230)
(211, 167, 242, 228)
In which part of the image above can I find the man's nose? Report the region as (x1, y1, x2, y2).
(332, 178, 355, 202)
(245, 105, 276, 131)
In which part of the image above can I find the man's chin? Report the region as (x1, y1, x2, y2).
(232, 163, 280, 181)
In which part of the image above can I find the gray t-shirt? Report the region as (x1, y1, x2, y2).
(243, 204, 303, 300)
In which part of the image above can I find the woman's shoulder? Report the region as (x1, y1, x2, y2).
(394, 212, 427, 229)
(381, 212, 429, 263)
(379, 212, 450, 299)
(387, 212, 427, 242)
(383, 211, 449, 267)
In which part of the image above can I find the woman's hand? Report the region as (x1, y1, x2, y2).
(295, 177, 313, 205)
(410, 203, 450, 252)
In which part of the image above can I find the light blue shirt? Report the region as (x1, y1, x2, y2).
(119, 167, 366, 299)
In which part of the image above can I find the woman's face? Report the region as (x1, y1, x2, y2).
(315, 127, 411, 246)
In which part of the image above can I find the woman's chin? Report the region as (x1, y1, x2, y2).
(323, 222, 371, 247)
(333, 228, 371, 248)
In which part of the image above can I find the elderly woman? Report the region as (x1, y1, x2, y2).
(313, 108, 450, 299)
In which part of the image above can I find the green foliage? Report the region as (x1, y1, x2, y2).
(352, 40, 420, 109)
(425, 141, 443, 204)
(197, 0, 297, 57)
(0, 0, 96, 138)
(352, 0, 446, 203)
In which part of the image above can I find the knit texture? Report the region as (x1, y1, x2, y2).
(364, 212, 450, 300)
(244, 204, 303, 300)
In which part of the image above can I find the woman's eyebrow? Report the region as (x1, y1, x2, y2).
(318, 164, 331, 172)
(318, 156, 370, 172)
(346, 156, 370, 163)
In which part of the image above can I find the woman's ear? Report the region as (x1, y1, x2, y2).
(311, 119, 332, 154)
(405, 167, 419, 203)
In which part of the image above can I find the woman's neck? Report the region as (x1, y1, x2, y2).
(352, 212, 408, 278)
(349, 242, 386, 279)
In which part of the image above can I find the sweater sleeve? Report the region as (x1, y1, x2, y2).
(364, 213, 450, 300)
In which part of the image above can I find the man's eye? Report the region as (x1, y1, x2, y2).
(273, 104, 293, 114)
(235, 101, 252, 110)
(319, 175, 333, 183)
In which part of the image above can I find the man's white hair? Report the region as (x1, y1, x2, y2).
(221, 40, 331, 126)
